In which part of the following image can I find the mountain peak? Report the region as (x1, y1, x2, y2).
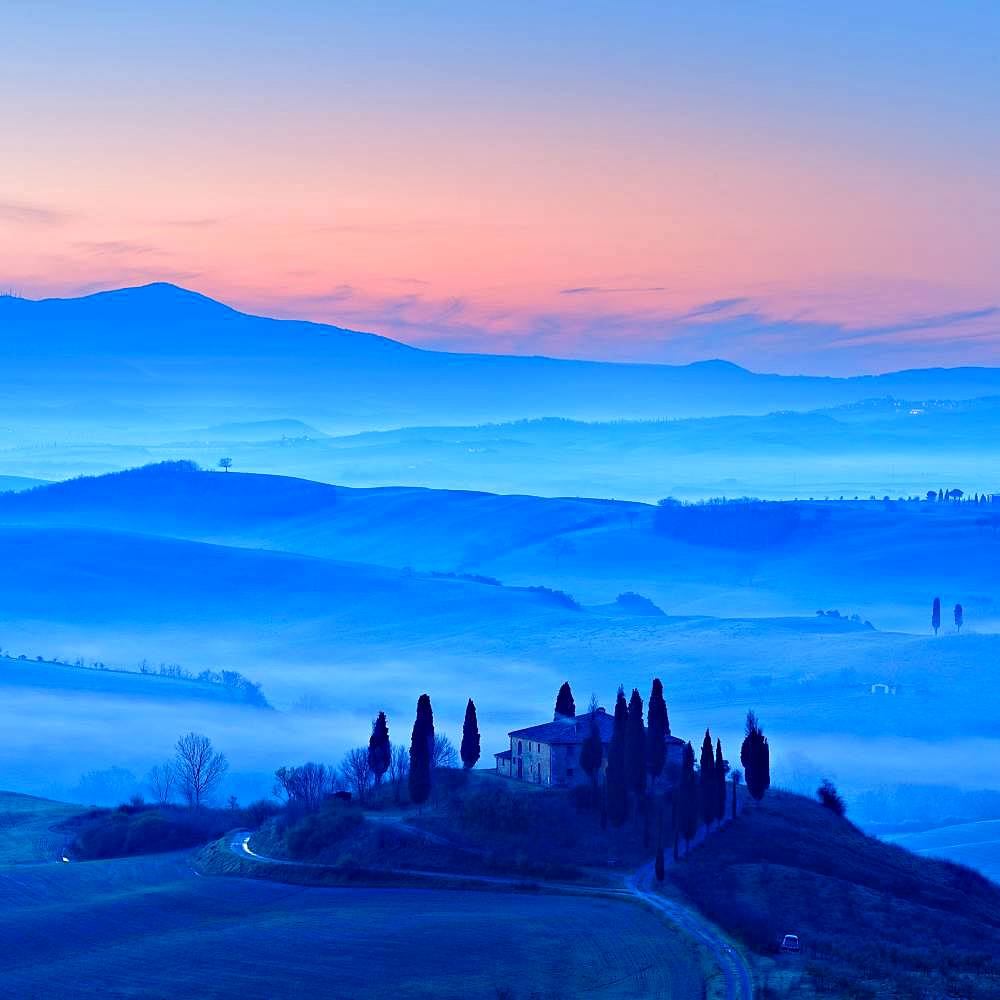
(686, 358, 751, 374)
(69, 281, 239, 315)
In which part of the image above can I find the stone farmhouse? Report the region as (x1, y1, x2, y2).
(495, 705, 686, 788)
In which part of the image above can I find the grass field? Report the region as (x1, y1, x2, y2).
(0, 791, 81, 864)
(669, 790, 1000, 1000)
(0, 847, 706, 999)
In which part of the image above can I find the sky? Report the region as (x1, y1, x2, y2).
(1, 1, 998, 375)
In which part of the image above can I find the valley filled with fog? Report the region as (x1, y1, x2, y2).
(2, 286, 999, 851)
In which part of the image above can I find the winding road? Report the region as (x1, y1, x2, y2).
(228, 828, 753, 1000)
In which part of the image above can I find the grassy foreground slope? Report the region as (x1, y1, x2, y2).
(0, 850, 705, 1000)
(0, 791, 80, 864)
(669, 791, 1000, 999)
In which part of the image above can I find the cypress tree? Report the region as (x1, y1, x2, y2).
(606, 686, 629, 827)
(740, 711, 770, 802)
(932, 596, 941, 635)
(655, 801, 665, 882)
(680, 742, 698, 851)
(460, 698, 480, 770)
(671, 787, 680, 860)
(408, 694, 434, 806)
(625, 688, 647, 799)
(580, 699, 604, 804)
(715, 738, 727, 826)
(699, 729, 716, 829)
(555, 681, 576, 718)
(731, 769, 741, 820)
(954, 603, 964, 632)
(368, 711, 391, 787)
(646, 678, 668, 781)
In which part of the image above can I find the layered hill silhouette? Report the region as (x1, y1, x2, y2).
(7, 283, 1000, 430)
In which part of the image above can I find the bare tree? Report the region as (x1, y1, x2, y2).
(174, 732, 228, 809)
(147, 762, 175, 805)
(273, 762, 331, 812)
(340, 747, 373, 802)
(387, 743, 409, 803)
(432, 734, 458, 770)
(218, 457, 233, 472)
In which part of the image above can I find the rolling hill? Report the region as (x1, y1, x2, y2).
(4, 463, 998, 632)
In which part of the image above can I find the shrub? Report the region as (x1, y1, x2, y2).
(244, 798, 281, 828)
(817, 779, 846, 817)
(453, 786, 578, 848)
(69, 805, 234, 860)
(523, 586, 580, 610)
(284, 803, 364, 860)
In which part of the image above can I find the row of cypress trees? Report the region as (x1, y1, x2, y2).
(577, 679, 771, 877)
(366, 694, 483, 806)
(590, 680, 672, 828)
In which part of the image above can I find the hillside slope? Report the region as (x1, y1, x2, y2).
(670, 791, 1000, 999)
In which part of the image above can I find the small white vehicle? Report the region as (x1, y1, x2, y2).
(780, 934, 801, 953)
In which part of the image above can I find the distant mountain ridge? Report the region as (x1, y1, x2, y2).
(5, 283, 1000, 430)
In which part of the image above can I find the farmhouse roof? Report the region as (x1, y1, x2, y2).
(509, 709, 685, 747)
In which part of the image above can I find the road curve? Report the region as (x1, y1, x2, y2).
(628, 861, 753, 1000)
(227, 830, 753, 999)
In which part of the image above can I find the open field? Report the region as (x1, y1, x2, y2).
(0, 847, 706, 1000)
(0, 791, 80, 865)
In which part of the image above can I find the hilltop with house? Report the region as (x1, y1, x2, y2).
(496, 702, 685, 788)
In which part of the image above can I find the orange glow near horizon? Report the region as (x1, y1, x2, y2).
(1, 3, 997, 373)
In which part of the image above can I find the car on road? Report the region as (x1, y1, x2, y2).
(780, 934, 801, 952)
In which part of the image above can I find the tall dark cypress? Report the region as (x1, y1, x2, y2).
(368, 711, 391, 787)
(680, 742, 698, 851)
(932, 597, 941, 635)
(555, 681, 576, 718)
(625, 688, 646, 799)
(606, 686, 629, 827)
(408, 694, 434, 806)
(740, 710, 770, 802)
(580, 706, 604, 803)
(954, 603, 964, 632)
(460, 698, 480, 770)
(646, 678, 668, 782)
(714, 738, 727, 826)
(655, 802, 665, 882)
(699, 729, 716, 829)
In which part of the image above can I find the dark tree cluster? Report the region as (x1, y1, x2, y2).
(592, 678, 757, 872)
(604, 681, 670, 831)
(580, 695, 604, 802)
(404, 692, 481, 806)
(654, 498, 805, 550)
